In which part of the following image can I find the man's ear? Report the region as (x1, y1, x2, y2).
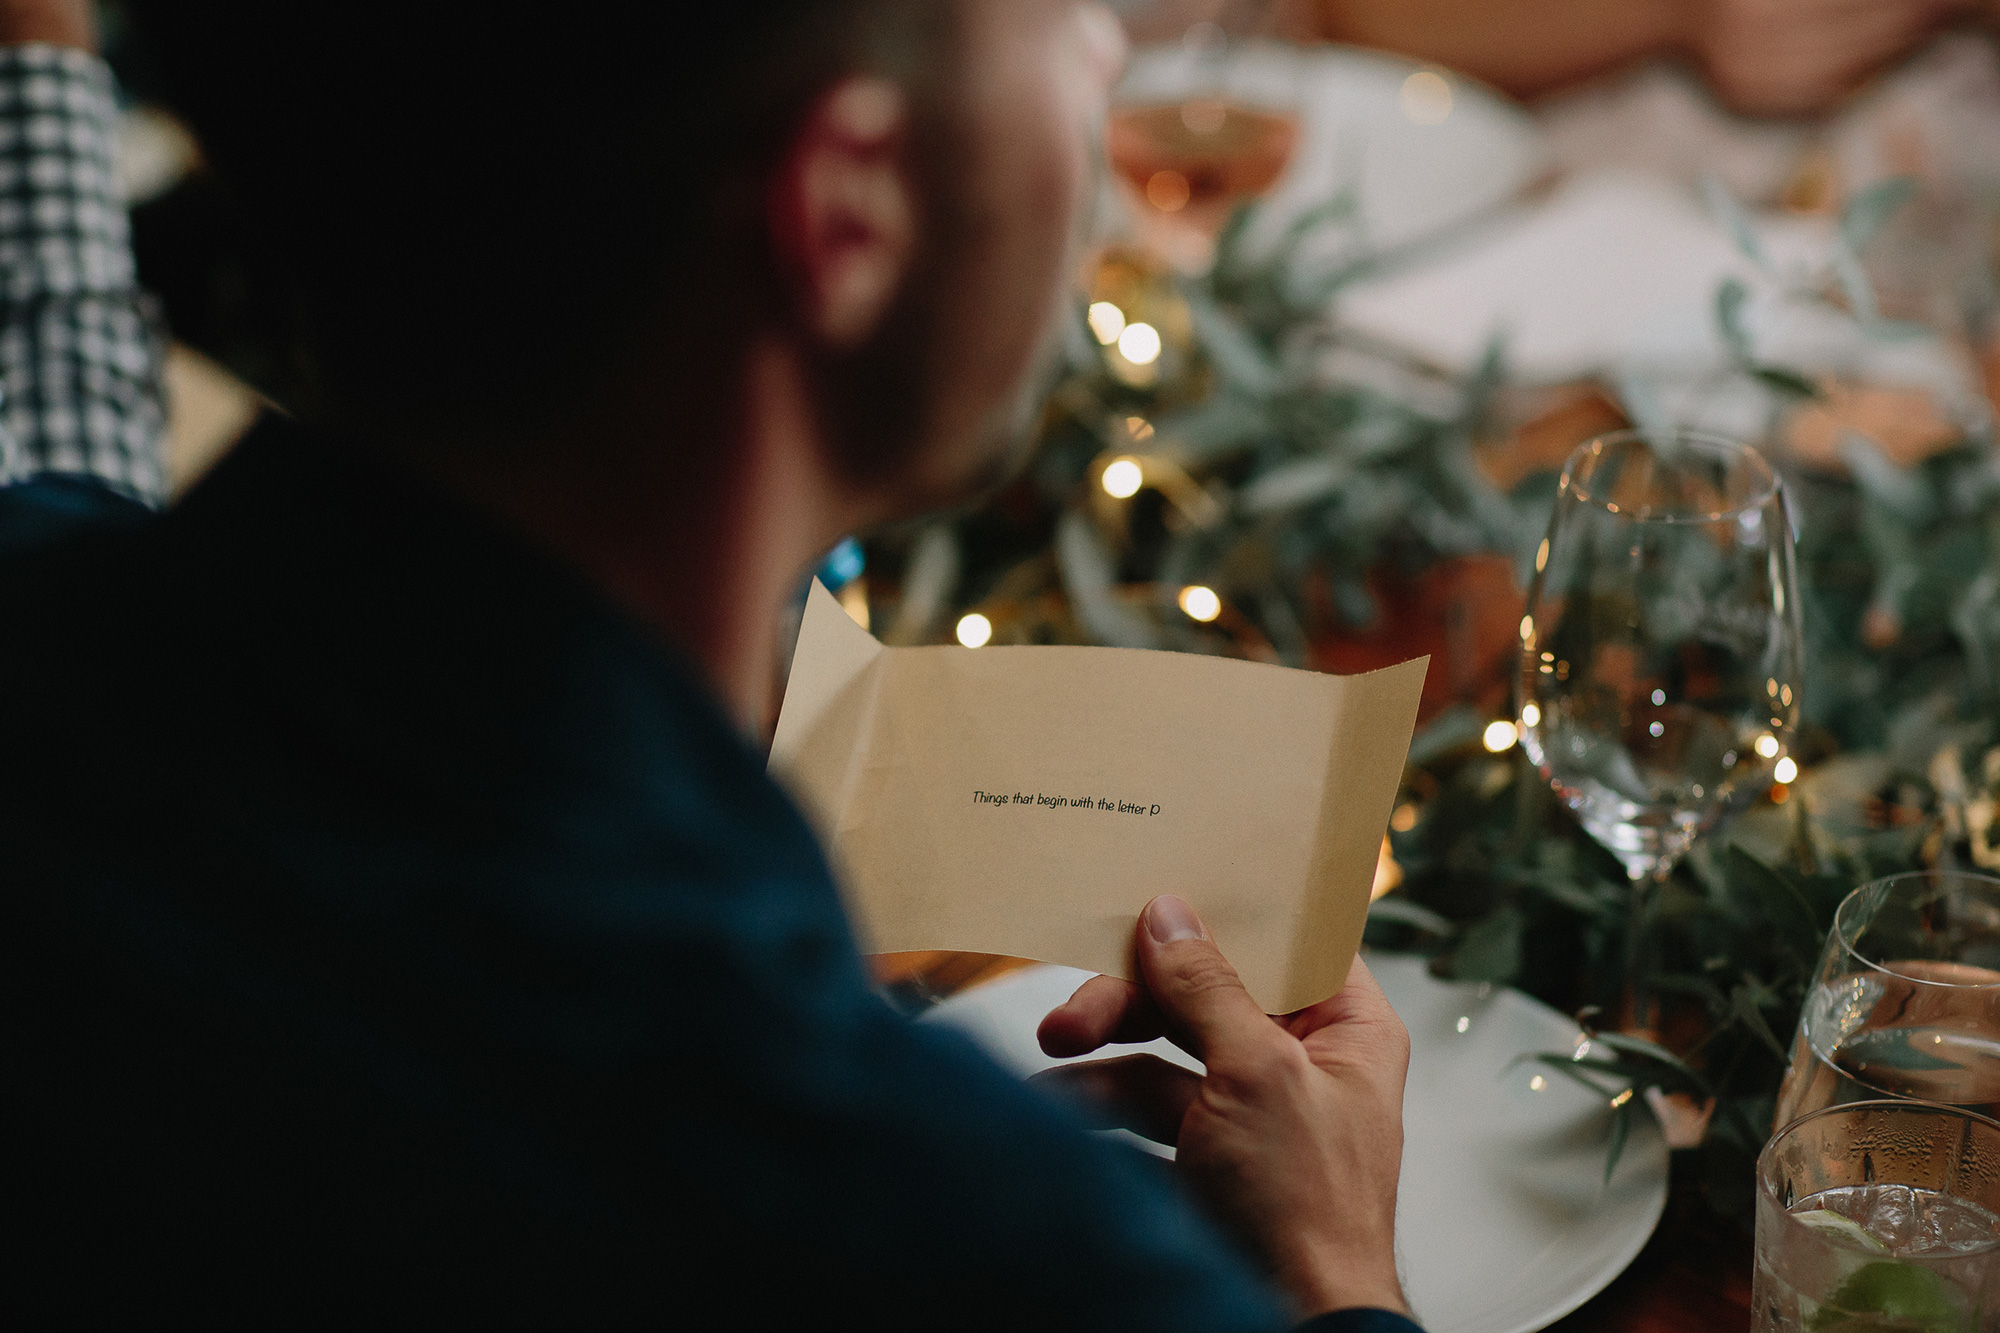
(769, 78, 916, 349)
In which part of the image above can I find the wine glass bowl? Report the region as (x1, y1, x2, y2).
(1774, 871, 2000, 1129)
(1518, 429, 1804, 884)
(1106, 98, 1299, 229)
(1106, 22, 1302, 268)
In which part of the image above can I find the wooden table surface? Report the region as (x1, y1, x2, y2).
(874, 951, 1753, 1333)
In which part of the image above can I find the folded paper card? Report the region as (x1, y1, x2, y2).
(770, 581, 1427, 1013)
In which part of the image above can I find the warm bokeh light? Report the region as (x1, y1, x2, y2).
(1178, 584, 1221, 622)
(1755, 733, 1781, 759)
(955, 613, 992, 648)
(1389, 802, 1419, 833)
(1773, 756, 1799, 784)
(1146, 169, 1191, 213)
(1086, 301, 1125, 345)
(1101, 456, 1144, 499)
(837, 582, 869, 631)
(1400, 70, 1453, 125)
(1482, 719, 1518, 752)
(1124, 415, 1154, 442)
(1117, 321, 1162, 366)
(1371, 835, 1403, 899)
(1519, 702, 1541, 729)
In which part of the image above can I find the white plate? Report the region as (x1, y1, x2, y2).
(919, 952, 1667, 1333)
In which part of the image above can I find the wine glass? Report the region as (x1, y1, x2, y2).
(1773, 871, 2000, 1130)
(1518, 429, 1804, 1006)
(1105, 0, 1301, 270)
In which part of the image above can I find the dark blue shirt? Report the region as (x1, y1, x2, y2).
(1, 420, 1418, 1330)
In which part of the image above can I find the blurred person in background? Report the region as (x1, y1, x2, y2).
(1123, 0, 2000, 115)
(1, 1, 1420, 1327)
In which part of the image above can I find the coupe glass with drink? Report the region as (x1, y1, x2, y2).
(1774, 871, 2000, 1129)
(1517, 429, 1804, 1007)
(1106, 1, 1301, 267)
(1754, 1100, 1999, 1332)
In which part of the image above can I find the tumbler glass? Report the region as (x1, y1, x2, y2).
(1753, 1100, 2000, 1332)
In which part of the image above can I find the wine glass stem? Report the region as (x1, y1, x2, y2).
(1624, 862, 1666, 1034)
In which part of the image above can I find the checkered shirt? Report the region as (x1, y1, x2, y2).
(0, 44, 166, 505)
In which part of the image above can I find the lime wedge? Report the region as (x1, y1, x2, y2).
(1807, 1260, 1968, 1333)
(1791, 1208, 1890, 1254)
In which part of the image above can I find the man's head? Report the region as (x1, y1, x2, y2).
(136, 0, 1121, 520)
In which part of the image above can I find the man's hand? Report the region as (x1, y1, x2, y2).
(0, 0, 93, 50)
(1034, 895, 1411, 1318)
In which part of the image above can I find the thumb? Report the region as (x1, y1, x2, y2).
(1136, 895, 1276, 1063)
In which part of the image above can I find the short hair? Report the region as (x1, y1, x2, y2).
(129, 1, 949, 440)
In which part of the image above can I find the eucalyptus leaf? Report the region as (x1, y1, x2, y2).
(1838, 177, 1916, 254)
(1605, 1103, 1633, 1184)
(1831, 240, 1879, 324)
(1407, 705, 1488, 768)
(1840, 434, 1935, 525)
(1524, 1052, 1622, 1099)
(1587, 1030, 1702, 1078)
(883, 524, 959, 645)
(1615, 371, 1673, 444)
(1186, 290, 1281, 395)
(1701, 175, 1770, 270)
(1463, 335, 1507, 418)
(1528, 875, 1620, 920)
(1727, 846, 1821, 958)
(1238, 454, 1352, 515)
(1055, 510, 1159, 650)
(1652, 971, 1729, 1011)
(1156, 394, 1273, 463)
(1366, 896, 1455, 935)
(1445, 904, 1524, 983)
(1862, 317, 1933, 344)
(1727, 983, 1793, 1061)
(1752, 365, 1822, 400)
(1282, 190, 1360, 244)
(1330, 572, 1378, 628)
(1210, 202, 1261, 284)
(1716, 277, 1752, 364)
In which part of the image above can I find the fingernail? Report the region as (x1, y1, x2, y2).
(1145, 895, 1205, 943)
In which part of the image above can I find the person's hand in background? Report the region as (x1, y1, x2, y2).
(0, 0, 92, 49)
(1035, 895, 1412, 1319)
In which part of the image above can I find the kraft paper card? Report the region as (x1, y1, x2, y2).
(770, 580, 1427, 1013)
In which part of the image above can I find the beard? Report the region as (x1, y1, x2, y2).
(811, 268, 1067, 523)
(810, 173, 1082, 523)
